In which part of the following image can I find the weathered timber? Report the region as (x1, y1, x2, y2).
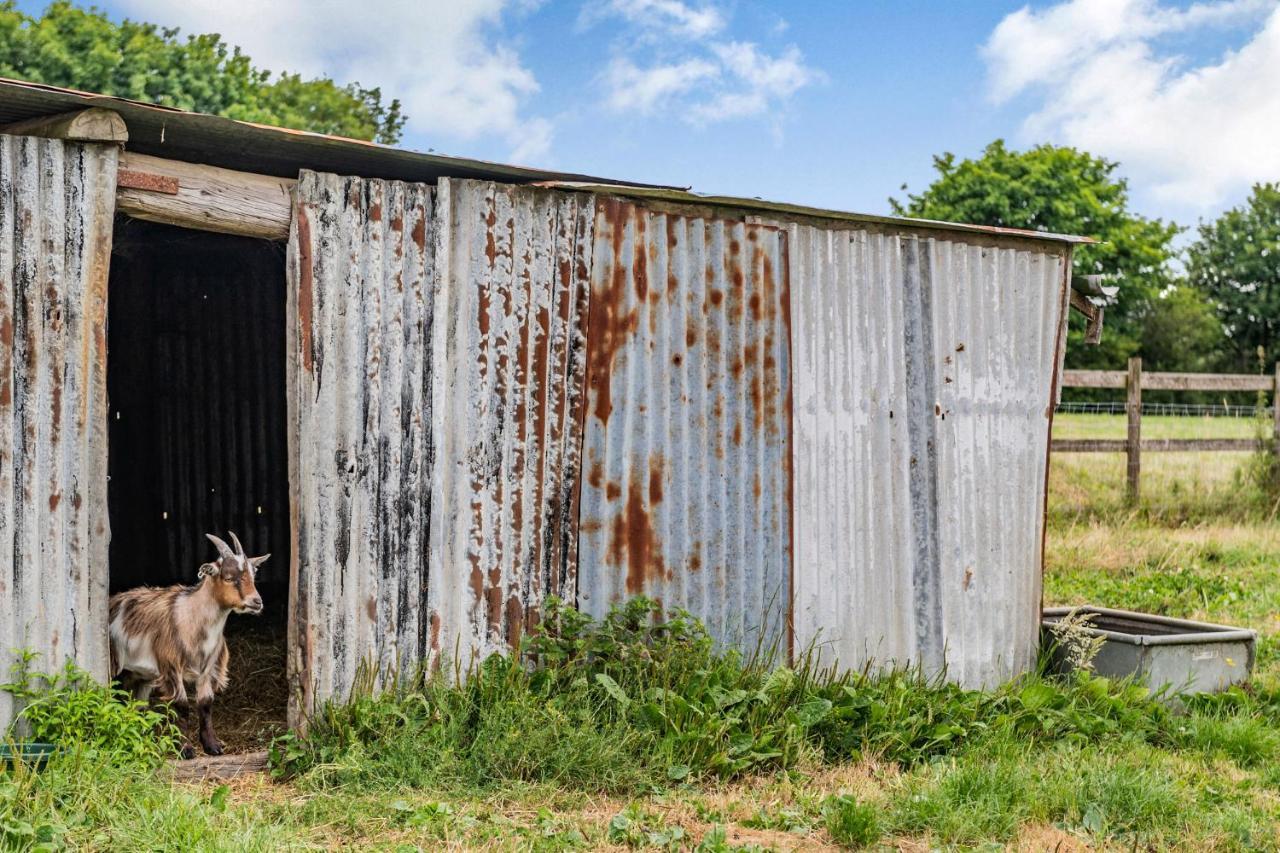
(1053, 438, 1264, 453)
(0, 108, 128, 143)
(116, 152, 293, 240)
(167, 750, 269, 782)
(1062, 369, 1274, 392)
(1126, 357, 1142, 501)
(1069, 289, 1104, 345)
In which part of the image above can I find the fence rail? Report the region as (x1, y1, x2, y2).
(1053, 358, 1279, 500)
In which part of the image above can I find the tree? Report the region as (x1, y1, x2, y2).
(891, 140, 1185, 369)
(1187, 184, 1280, 372)
(0, 1, 405, 143)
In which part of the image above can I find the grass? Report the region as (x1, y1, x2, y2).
(6, 412, 1280, 851)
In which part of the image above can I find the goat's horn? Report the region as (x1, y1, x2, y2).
(205, 533, 235, 560)
(229, 531, 245, 555)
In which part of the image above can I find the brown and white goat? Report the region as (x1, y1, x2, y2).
(108, 532, 268, 757)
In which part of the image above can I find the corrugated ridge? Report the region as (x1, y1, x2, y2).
(431, 178, 593, 670)
(791, 222, 1068, 687)
(287, 170, 434, 719)
(0, 135, 115, 729)
(578, 198, 791, 654)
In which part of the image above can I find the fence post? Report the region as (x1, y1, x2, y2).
(1126, 357, 1142, 501)
(1273, 362, 1279, 459)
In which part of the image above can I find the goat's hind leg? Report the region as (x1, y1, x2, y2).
(195, 679, 223, 756)
(160, 674, 197, 760)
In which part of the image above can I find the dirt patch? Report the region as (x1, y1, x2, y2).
(213, 617, 288, 753)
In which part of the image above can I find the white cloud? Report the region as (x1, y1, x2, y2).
(113, 0, 553, 162)
(582, 0, 725, 39)
(604, 57, 719, 113)
(590, 2, 819, 125)
(984, 0, 1280, 208)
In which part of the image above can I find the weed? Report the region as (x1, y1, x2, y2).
(822, 794, 881, 848)
(3, 653, 178, 767)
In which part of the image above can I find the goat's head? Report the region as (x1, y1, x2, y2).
(200, 532, 268, 615)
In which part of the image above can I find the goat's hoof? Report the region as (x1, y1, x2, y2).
(202, 740, 225, 756)
(180, 744, 196, 760)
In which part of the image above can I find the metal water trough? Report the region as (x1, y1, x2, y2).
(1042, 606, 1257, 694)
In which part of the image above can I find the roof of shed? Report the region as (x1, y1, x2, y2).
(0, 76, 1091, 246)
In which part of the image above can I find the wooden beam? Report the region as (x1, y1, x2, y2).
(1069, 289, 1104, 345)
(0, 108, 128, 143)
(1053, 438, 1263, 453)
(1062, 369, 1275, 392)
(115, 151, 294, 241)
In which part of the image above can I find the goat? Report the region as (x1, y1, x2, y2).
(108, 532, 268, 758)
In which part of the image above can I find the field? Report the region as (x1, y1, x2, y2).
(5, 413, 1280, 851)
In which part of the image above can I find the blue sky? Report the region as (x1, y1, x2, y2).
(20, 0, 1280, 229)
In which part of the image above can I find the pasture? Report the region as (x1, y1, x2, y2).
(4, 413, 1280, 851)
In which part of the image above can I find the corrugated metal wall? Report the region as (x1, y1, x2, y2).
(286, 170, 436, 720)
(0, 135, 117, 728)
(577, 198, 792, 654)
(430, 178, 594, 667)
(789, 223, 1069, 687)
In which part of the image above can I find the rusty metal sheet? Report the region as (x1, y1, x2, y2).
(577, 197, 792, 655)
(286, 170, 435, 721)
(0, 135, 117, 729)
(789, 223, 1070, 687)
(430, 178, 593, 669)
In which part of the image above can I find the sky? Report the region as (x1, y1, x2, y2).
(18, 0, 1280, 231)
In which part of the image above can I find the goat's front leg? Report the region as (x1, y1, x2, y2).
(196, 679, 224, 756)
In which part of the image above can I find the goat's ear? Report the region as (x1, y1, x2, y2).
(205, 533, 235, 561)
(250, 554, 271, 568)
(197, 562, 219, 579)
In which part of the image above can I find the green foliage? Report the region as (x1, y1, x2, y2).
(821, 795, 882, 848)
(1188, 184, 1280, 371)
(0, 1, 404, 143)
(3, 652, 178, 767)
(891, 140, 1184, 370)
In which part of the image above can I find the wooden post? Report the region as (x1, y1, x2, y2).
(1273, 362, 1280, 458)
(1126, 357, 1142, 501)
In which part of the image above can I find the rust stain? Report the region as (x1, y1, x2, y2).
(368, 202, 382, 223)
(48, 492, 61, 511)
(734, 422, 744, 446)
(506, 595, 524, 648)
(411, 215, 426, 250)
(588, 461, 604, 489)
(366, 597, 377, 621)
(689, 543, 702, 572)
(295, 206, 314, 372)
(606, 481, 622, 501)
(584, 198, 640, 424)
(685, 320, 697, 348)
(963, 568, 974, 590)
(633, 214, 649, 303)
(429, 611, 441, 652)
(484, 201, 498, 264)
(486, 567, 503, 633)
(648, 454, 664, 504)
(390, 211, 403, 233)
(608, 477, 668, 596)
(470, 565, 484, 605)
(752, 475, 761, 498)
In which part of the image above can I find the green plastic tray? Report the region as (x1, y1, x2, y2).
(0, 742, 62, 770)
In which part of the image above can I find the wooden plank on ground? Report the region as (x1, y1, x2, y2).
(167, 750, 270, 783)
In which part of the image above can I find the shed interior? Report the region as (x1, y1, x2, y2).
(106, 217, 290, 750)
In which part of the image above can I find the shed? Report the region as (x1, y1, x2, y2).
(0, 78, 1094, 731)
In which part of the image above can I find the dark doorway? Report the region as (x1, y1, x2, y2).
(107, 217, 291, 750)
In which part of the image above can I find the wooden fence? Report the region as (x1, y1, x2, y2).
(1052, 357, 1280, 499)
